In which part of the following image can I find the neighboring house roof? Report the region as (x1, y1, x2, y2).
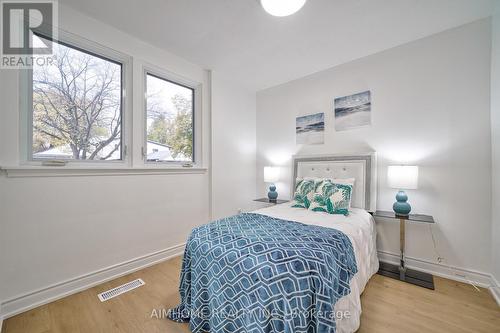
(32, 146, 73, 160)
(33, 142, 122, 160)
(33, 140, 187, 162)
(146, 150, 173, 161)
(146, 140, 171, 148)
(146, 141, 189, 162)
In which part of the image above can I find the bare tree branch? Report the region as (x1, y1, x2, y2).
(32, 41, 122, 160)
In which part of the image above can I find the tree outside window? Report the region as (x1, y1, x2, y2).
(145, 73, 194, 163)
(32, 35, 123, 161)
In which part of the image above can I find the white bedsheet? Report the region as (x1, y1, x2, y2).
(253, 203, 379, 333)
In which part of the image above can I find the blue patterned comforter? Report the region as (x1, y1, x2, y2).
(168, 213, 358, 333)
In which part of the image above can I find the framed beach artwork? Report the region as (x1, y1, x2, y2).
(334, 91, 371, 131)
(296, 113, 325, 145)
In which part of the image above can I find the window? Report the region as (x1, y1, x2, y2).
(30, 34, 124, 161)
(145, 72, 194, 163)
(16, 28, 204, 175)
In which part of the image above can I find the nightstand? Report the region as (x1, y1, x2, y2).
(372, 210, 435, 290)
(253, 198, 289, 205)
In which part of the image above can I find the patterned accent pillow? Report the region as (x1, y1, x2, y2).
(328, 178, 355, 208)
(309, 180, 353, 215)
(291, 178, 316, 209)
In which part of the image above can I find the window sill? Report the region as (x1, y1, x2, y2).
(0, 166, 208, 178)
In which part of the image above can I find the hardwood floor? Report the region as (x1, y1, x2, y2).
(3, 256, 499, 333)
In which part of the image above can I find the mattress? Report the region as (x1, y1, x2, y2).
(254, 203, 379, 333)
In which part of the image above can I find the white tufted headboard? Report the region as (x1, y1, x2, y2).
(292, 153, 377, 212)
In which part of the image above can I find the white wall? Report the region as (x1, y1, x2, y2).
(491, 3, 500, 284)
(211, 74, 257, 219)
(256, 19, 492, 275)
(0, 4, 210, 305)
(0, 4, 256, 317)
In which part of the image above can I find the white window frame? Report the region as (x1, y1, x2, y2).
(142, 64, 202, 168)
(19, 27, 133, 167)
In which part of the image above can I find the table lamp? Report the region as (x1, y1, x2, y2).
(264, 166, 280, 202)
(387, 165, 419, 217)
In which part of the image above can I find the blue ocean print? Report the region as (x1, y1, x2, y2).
(334, 91, 371, 131)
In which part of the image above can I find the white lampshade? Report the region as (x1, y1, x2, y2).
(264, 166, 280, 183)
(260, 0, 307, 17)
(387, 165, 419, 190)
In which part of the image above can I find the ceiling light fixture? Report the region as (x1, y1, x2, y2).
(260, 0, 307, 17)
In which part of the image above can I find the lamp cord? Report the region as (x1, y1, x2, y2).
(428, 224, 481, 292)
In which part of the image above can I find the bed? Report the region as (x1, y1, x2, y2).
(169, 154, 379, 333)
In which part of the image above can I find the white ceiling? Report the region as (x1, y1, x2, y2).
(60, 0, 496, 90)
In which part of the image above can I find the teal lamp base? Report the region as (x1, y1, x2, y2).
(393, 190, 411, 217)
(267, 184, 278, 202)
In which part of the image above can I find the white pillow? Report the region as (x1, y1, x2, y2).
(296, 177, 354, 184)
(329, 178, 355, 186)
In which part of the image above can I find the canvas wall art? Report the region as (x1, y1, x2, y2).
(334, 91, 371, 131)
(296, 113, 325, 145)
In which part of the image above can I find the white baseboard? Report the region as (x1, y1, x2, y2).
(490, 275, 500, 307)
(377, 250, 493, 288)
(0, 243, 185, 320)
(1, 246, 496, 322)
